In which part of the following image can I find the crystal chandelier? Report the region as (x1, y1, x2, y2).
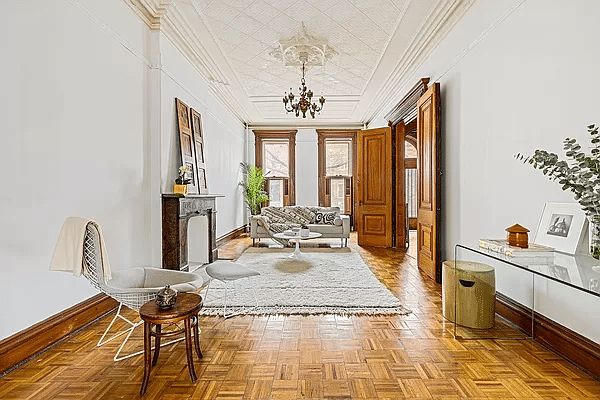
(283, 56, 325, 118)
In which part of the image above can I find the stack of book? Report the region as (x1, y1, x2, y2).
(478, 239, 555, 265)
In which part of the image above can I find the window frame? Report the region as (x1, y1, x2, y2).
(253, 130, 297, 206)
(317, 129, 358, 218)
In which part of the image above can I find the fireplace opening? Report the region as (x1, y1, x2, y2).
(187, 215, 209, 269)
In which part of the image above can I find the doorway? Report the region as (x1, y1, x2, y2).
(356, 78, 442, 283)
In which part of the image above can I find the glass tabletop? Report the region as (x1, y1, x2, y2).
(457, 244, 600, 298)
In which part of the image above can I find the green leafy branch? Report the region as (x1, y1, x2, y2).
(239, 162, 269, 215)
(515, 124, 600, 217)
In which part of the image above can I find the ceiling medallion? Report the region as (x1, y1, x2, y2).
(269, 22, 337, 67)
(283, 52, 325, 118)
(273, 23, 335, 118)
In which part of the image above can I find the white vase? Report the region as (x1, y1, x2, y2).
(589, 216, 600, 260)
(300, 227, 310, 238)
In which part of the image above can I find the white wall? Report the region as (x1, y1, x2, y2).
(159, 34, 246, 238)
(0, 0, 244, 340)
(370, 0, 600, 342)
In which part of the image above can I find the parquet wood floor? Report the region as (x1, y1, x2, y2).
(2, 233, 600, 399)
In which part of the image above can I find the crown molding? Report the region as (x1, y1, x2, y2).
(384, 77, 430, 125)
(359, 0, 476, 123)
(161, 2, 229, 86)
(126, 0, 254, 123)
(124, 0, 172, 30)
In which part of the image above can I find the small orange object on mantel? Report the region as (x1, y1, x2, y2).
(506, 224, 529, 248)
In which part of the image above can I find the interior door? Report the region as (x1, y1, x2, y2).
(416, 82, 441, 282)
(356, 127, 393, 247)
(395, 121, 407, 249)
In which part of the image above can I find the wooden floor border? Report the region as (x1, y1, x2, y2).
(496, 292, 600, 379)
(216, 225, 246, 248)
(0, 229, 246, 375)
(0, 293, 118, 375)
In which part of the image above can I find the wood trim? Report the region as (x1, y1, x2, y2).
(216, 225, 246, 248)
(0, 294, 117, 375)
(316, 129, 358, 220)
(394, 122, 406, 248)
(385, 78, 430, 125)
(496, 292, 600, 379)
(253, 130, 297, 205)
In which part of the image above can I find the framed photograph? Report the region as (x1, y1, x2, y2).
(175, 98, 198, 194)
(190, 108, 208, 194)
(534, 202, 587, 254)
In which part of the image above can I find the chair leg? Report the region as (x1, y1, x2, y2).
(223, 280, 232, 318)
(98, 302, 185, 361)
(203, 279, 212, 305)
(152, 324, 161, 366)
(193, 315, 203, 359)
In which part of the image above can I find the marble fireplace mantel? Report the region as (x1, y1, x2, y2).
(162, 193, 224, 271)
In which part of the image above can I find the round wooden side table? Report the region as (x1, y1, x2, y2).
(139, 292, 203, 395)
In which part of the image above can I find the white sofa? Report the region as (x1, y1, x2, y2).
(250, 206, 350, 247)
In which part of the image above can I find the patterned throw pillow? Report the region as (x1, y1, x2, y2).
(261, 206, 313, 225)
(314, 211, 337, 225)
(307, 207, 339, 223)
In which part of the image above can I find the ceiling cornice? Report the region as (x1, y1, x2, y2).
(125, 0, 255, 124)
(161, 3, 229, 87)
(359, 0, 477, 123)
(125, 0, 172, 30)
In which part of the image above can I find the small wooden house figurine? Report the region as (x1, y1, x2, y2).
(506, 224, 529, 248)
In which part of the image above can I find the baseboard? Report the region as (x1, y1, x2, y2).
(0, 293, 118, 375)
(496, 292, 600, 379)
(216, 225, 246, 248)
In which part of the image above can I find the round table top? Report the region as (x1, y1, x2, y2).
(442, 260, 495, 273)
(273, 232, 322, 240)
(140, 292, 202, 322)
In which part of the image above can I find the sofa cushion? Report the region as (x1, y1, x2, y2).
(307, 224, 343, 234)
(261, 206, 314, 225)
(314, 210, 337, 225)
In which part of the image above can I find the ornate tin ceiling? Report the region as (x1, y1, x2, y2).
(127, 0, 475, 126)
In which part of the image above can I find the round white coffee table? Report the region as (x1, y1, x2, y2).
(273, 232, 322, 259)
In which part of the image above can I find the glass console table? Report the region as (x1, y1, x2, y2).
(453, 243, 600, 340)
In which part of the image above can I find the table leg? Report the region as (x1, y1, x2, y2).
(184, 317, 197, 382)
(152, 324, 161, 366)
(193, 315, 203, 359)
(140, 321, 152, 396)
(288, 239, 302, 258)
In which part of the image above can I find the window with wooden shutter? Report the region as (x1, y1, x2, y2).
(317, 130, 357, 227)
(253, 130, 296, 207)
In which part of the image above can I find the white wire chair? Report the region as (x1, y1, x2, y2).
(82, 221, 205, 361)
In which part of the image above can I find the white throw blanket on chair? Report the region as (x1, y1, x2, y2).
(49, 216, 112, 281)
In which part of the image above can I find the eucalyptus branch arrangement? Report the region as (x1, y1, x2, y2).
(516, 124, 600, 258)
(516, 124, 600, 217)
(239, 162, 269, 215)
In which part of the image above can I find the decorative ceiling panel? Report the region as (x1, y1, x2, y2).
(130, 0, 476, 125)
(197, 0, 406, 100)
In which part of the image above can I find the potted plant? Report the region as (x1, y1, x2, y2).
(516, 124, 600, 258)
(174, 165, 192, 195)
(238, 162, 269, 217)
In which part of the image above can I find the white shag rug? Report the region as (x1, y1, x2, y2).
(199, 247, 411, 316)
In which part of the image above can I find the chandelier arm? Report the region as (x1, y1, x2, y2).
(282, 60, 325, 118)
